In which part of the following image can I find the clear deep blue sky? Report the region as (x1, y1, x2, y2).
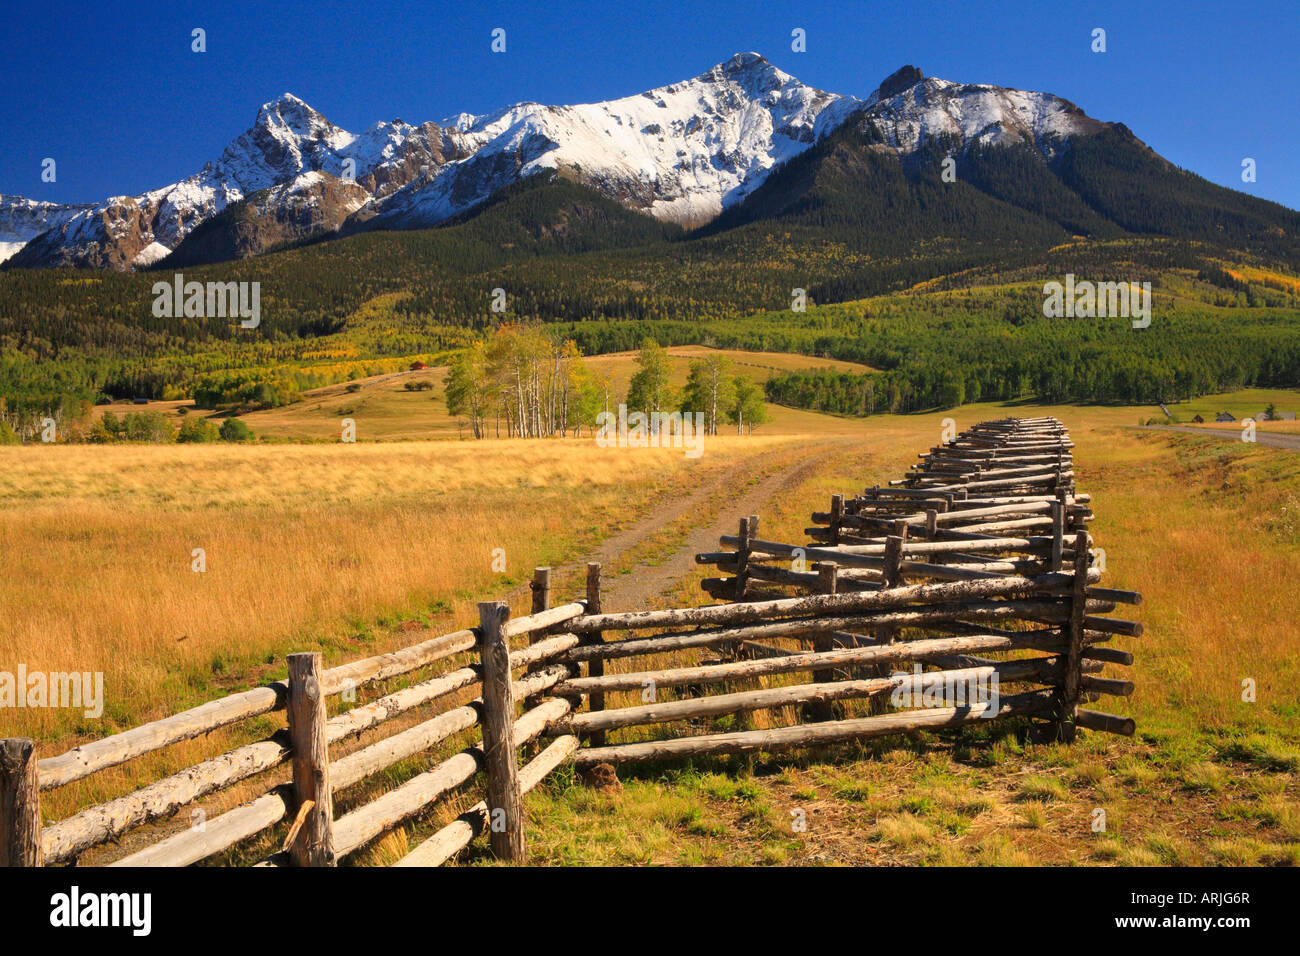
(5, 0, 1297, 209)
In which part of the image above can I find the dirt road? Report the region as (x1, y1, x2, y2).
(1134, 424, 1300, 451)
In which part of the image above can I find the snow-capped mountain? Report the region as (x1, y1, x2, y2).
(859, 65, 1105, 157)
(352, 52, 864, 232)
(0, 196, 93, 264)
(1, 55, 1116, 270)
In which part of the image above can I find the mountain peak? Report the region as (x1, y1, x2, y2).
(721, 51, 769, 73)
(875, 65, 925, 100)
(255, 93, 330, 132)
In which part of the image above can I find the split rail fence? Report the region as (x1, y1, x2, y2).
(0, 417, 1139, 867)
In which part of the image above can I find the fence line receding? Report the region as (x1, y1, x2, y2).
(0, 417, 1139, 867)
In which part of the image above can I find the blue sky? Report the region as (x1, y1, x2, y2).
(5, 0, 1297, 209)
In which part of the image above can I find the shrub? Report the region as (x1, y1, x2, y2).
(219, 418, 254, 443)
(0, 421, 20, 445)
(177, 418, 220, 443)
(122, 411, 175, 443)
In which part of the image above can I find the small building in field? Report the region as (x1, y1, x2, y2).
(1191, 414, 1204, 423)
(410, 361, 428, 371)
(132, 397, 149, 405)
(1215, 412, 1236, 422)
(1258, 410, 1296, 421)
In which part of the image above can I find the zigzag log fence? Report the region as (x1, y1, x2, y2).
(0, 417, 1139, 867)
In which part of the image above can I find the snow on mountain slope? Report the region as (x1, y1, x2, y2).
(361, 52, 864, 230)
(2, 55, 1115, 269)
(860, 68, 1106, 157)
(0, 196, 91, 263)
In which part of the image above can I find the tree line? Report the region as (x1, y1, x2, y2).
(444, 326, 769, 440)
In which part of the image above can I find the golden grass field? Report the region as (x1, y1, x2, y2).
(4, 380, 1299, 865)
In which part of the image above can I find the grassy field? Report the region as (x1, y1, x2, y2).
(4, 384, 1298, 864)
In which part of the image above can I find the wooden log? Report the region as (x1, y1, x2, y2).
(734, 516, 753, 600)
(741, 563, 878, 593)
(1081, 675, 1135, 698)
(508, 634, 580, 670)
(524, 567, 552, 717)
(1086, 586, 1143, 606)
(1057, 531, 1090, 742)
(1075, 708, 1136, 737)
(562, 616, 894, 664)
(739, 641, 806, 659)
(557, 658, 1061, 735)
(0, 739, 41, 867)
(554, 630, 1068, 696)
(394, 734, 579, 868)
(502, 602, 585, 639)
(1082, 615, 1142, 637)
(111, 786, 292, 868)
(562, 597, 1075, 673)
(873, 534, 906, 681)
(1049, 500, 1064, 572)
(287, 653, 334, 867)
(570, 572, 1089, 634)
(478, 601, 525, 862)
(573, 690, 1057, 765)
(320, 628, 477, 699)
(584, 563, 606, 748)
(332, 752, 480, 859)
(809, 562, 839, 721)
(530, 567, 551, 617)
(1081, 645, 1133, 666)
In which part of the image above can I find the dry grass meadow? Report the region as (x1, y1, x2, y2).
(3, 378, 1298, 864)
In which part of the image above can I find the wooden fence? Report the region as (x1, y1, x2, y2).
(0, 417, 1139, 867)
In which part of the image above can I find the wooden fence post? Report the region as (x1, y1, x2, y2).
(738, 515, 760, 602)
(808, 563, 839, 722)
(0, 738, 41, 867)
(478, 601, 525, 862)
(530, 566, 551, 617)
(287, 652, 335, 867)
(525, 566, 551, 692)
(584, 563, 607, 748)
(869, 533, 907, 687)
(829, 494, 844, 544)
(1057, 531, 1090, 742)
(1049, 500, 1064, 572)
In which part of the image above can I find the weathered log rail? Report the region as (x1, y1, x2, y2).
(0, 418, 1139, 867)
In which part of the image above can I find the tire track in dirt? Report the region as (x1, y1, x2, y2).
(593, 438, 856, 612)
